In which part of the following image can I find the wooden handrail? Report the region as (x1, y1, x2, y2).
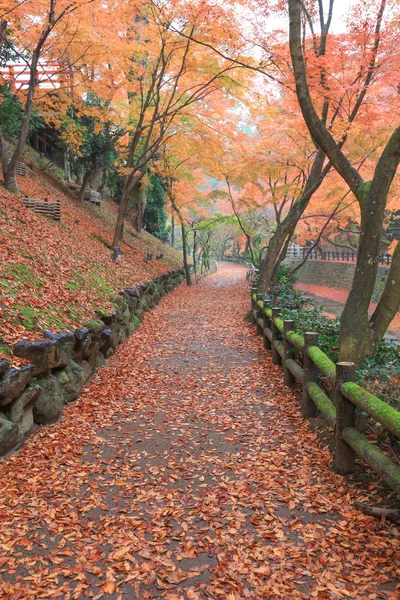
(251, 291, 400, 495)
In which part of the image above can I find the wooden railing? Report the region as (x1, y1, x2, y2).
(251, 287, 400, 495)
(286, 247, 392, 265)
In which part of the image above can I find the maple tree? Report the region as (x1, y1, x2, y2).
(288, 0, 400, 363)
(0, 0, 96, 194)
(109, 1, 241, 254)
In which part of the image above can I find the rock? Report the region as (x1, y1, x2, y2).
(83, 338, 100, 363)
(14, 339, 58, 375)
(8, 384, 41, 433)
(72, 328, 90, 362)
(44, 331, 75, 364)
(96, 309, 117, 326)
(0, 414, 23, 456)
(124, 294, 139, 316)
(117, 302, 130, 326)
(95, 353, 105, 369)
(0, 365, 33, 407)
(126, 285, 142, 299)
(55, 361, 84, 403)
(32, 374, 64, 424)
(140, 296, 150, 313)
(74, 328, 89, 343)
(14, 332, 75, 375)
(0, 360, 10, 377)
(81, 340, 100, 378)
(87, 319, 105, 339)
(80, 360, 93, 383)
(134, 307, 144, 321)
(99, 328, 113, 354)
(119, 324, 131, 343)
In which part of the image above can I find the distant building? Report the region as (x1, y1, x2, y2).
(0, 60, 63, 91)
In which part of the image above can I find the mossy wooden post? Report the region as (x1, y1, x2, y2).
(271, 308, 282, 365)
(283, 320, 296, 387)
(256, 293, 263, 336)
(301, 332, 318, 417)
(335, 362, 356, 474)
(250, 284, 257, 323)
(263, 309, 271, 350)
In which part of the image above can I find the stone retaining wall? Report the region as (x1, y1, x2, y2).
(0, 268, 185, 456)
(285, 260, 390, 303)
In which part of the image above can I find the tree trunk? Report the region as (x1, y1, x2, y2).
(112, 174, 141, 248)
(181, 223, 192, 286)
(340, 213, 400, 363)
(0, 21, 7, 56)
(171, 208, 175, 247)
(64, 151, 72, 182)
(112, 194, 126, 248)
(258, 228, 289, 291)
(78, 168, 92, 202)
(89, 164, 103, 191)
(133, 186, 146, 232)
(288, 0, 400, 363)
(257, 151, 326, 293)
(4, 167, 20, 195)
(192, 230, 197, 276)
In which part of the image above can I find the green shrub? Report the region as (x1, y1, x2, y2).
(262, 266, 400, 391)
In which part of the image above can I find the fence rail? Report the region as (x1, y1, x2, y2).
(251, 288, 400, 495)
(286, 247, 392, 265)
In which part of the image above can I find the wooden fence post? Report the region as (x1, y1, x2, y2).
(283, 320, 296, 387)
(335, 362, 356, 474)
(250, 284, 257, 323)
(263, 310, 271, 350)
(271, 308, 281, 365)
(256, 293, 264, 336)
(301, 332, 318, 417)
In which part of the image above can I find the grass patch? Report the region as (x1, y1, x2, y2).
(92, 234, 112, 249)
(0, 341, 12, 358)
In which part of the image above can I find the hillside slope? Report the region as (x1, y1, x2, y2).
(0, 155, 183, 362)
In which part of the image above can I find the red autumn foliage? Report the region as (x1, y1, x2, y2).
(0, 162, 182, 361)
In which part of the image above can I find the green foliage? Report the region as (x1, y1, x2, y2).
(358, 341, 400, 383)
(283, 307, 341, 363)
(61, 94, 121, 181)
(0, 341, 11, 358)
(0, 84, 43, 139)
(263, 265, 400, 387)
(143, 174, 169, 239)
(263, 265, 310, 312)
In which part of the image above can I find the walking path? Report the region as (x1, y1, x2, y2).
(0, 264, 399, 599)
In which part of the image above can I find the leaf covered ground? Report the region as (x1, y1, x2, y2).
(0, 264, 399, 599)
(0, 158, 182, 361)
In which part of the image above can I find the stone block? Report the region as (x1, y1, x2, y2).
(8, 384, 41, 433)
(55, 360, 84, 403)
(72, 328, 90, 362)
(32, 373, 64, 424)
(0, 414, 23, 456)
(0, 365, 33, 407)
(14, 332, 75, 375)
